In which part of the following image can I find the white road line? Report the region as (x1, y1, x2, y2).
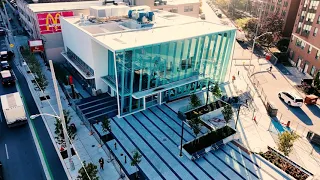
(5, 144, 9, 159)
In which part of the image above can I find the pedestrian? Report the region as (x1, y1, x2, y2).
(99, 157, 104, 170)
(269, 65, 273, 72)
(237, 70, 240, 76)
(232, 75, 236, 83)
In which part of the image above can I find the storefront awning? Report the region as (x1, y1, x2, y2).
(132, 75, 206, 99)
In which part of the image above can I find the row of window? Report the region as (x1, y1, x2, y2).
(168, 6, 194, 13)
(289, 50, 318, 76)
(293, 37, 320, 59)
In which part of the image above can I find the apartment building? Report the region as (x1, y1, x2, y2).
(251, 0, 301, 37)
(132, 0, 200, 18)
(288, 0, 320, 76)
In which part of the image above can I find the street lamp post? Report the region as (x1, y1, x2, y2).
(206, 80, 212, 106)
(178, 112, 190, 157)
(49, 60, 75, 171)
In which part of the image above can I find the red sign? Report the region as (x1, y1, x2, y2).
(28, 40, 44, 53)
(266, 54, 271, 61)
(37, 11, 74, 34)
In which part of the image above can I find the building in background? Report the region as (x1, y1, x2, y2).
(61, 6, 235, 116)
(15, 0, 106, 62)
(131, 0, 200, 17)
(288, 0, 320, 76)
(250, 0, 301, 37)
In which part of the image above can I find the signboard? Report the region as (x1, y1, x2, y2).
(28, 40, 44, 53)
(37, 11, 74, 34)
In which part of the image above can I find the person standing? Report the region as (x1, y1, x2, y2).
(269, 65, 273, 72)
(99, 157, 104, 170)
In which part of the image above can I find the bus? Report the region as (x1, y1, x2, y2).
(1, 92, 27, 127)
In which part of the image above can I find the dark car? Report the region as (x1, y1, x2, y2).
(1, 61, 10, 70)
(1, 70, 15, 86)
(0, 29, 5, 36)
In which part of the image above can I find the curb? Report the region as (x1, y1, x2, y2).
(17, 59, 73, 180)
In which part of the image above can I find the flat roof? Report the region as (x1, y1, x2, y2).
(28, 1, 102, 13)
(165, 0, 199, 5)
(63, 10, 235, 51)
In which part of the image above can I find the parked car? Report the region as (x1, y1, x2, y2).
(0, 51, 8, 61)
(0, 70, 15, 86)
(0, 29, 5, 36)
(1, 61, 10, 70)
(278, 91, 303, 107)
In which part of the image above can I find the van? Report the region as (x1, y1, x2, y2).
(278, 91, 303, 107)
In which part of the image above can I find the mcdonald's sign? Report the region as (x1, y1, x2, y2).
(37, 11, 74, 34)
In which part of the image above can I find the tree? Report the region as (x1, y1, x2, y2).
(131, 150, 142, 179)
(77, 161, 99, 180)
(215, 0, 230, 8)
(101, 116, 111, 132)
(54, 110, 76, 145)
(259, 14, 284, 47)
(313, 71, 320, 89)
(211, 82, 222, 98)
(278, 131, 298, 156)
(35, 72, 49, 92)
(243, 18, 260, 40)
(189, 116, 202, 144)
(222, 104, 233, 126)
(235, 17, 251, 29)
(189, 93, 201, 108)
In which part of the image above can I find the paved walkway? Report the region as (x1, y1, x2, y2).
(12, 35, 120, 179)
(224, 44, 320, 177)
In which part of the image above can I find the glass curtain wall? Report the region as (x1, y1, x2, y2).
(110, 30, 236, 116)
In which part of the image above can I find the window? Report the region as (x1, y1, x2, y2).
(169, 8, 178, 13)
(301, 11, 306, 20)
(318, 15, 320, 24)
(184, 6, 193, 12)
(306, 13, 315, 22)
(310, 66, 316, 76)
(281, 10, 286, 17)
(302, 24, 312, 34)
(270, 5, 275, 11)
(301, 41, 306, 49)
(309, 0, 319, 9)
(304, 0, 309, 7)
(295, 38, 302, 47)
(316, 50, 320, 59)
(307, 46, 312, 54)
(283, 1, 288, 7)
(314, 27, 318, 36)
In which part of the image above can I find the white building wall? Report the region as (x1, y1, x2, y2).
(91, 40, 109, 93)
(60, 18, 95, 69)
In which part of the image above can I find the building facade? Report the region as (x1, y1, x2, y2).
(61, 7, 235, 117)
(15, 0, 104, 62)
(251, 0, 301, 37)
(132, 0, 200, 18)
(288, 0, 320, 76)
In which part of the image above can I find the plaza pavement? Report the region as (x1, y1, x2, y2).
(225, 42, 320, 178)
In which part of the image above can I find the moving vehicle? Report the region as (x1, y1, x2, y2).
(278, 91, 304, 107)
(0, 70, 15, 86)
(1, 92, 27, 127)
(1, 61, 11, 70)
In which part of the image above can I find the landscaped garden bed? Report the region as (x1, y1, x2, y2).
(185, 100, 227, 120)
(259, 147, 312, 180)
(183, 126, 236, 156)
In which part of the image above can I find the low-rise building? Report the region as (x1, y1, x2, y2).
(60, 6, 236, 117)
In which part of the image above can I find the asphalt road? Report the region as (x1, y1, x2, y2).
(0, 4, 68, 180)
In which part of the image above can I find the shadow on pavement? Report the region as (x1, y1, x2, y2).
(276, 64, 292, 76)
(279, 100, 314, 125)
(306, 105, 320, 118)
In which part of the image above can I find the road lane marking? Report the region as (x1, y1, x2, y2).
(5, 144, 9, 159)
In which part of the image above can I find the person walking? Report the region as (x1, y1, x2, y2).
(269, 65, 273, 72)
(99, 157, 104, 170)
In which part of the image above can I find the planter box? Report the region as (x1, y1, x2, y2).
(182, 126, 237, 160)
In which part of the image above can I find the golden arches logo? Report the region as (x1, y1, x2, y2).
(45, 13, 61, 31)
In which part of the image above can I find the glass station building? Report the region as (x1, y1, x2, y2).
(61, 6, 236, 117)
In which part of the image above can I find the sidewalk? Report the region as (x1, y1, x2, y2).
(13, 36, 120, 179)
(225, 49, 320, 177)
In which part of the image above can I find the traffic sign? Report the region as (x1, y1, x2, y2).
(9, 44, 14, 48)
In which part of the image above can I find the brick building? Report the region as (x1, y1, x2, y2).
(288, 0, 320, 76)
(251, 0, 302, 37)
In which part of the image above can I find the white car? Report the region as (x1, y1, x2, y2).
(278, 91, 303, 107)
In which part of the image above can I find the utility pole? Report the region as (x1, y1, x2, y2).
(249, 2, 263, 75)
(49, 60, 75, 171)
